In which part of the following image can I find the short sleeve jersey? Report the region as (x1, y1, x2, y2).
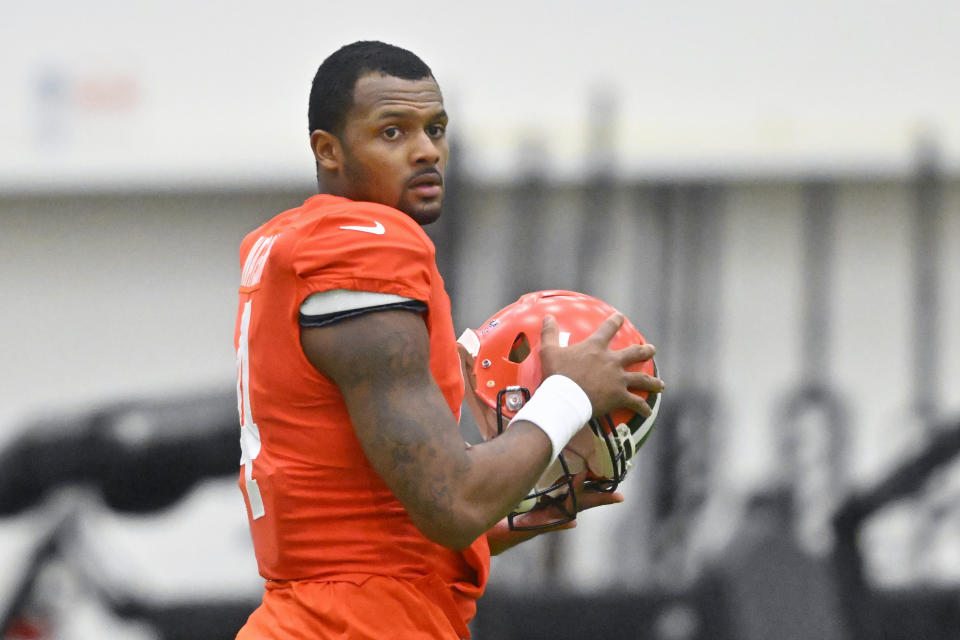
(234, 194, 489, 631)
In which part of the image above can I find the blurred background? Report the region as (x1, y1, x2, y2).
(2, 1, 959, 638)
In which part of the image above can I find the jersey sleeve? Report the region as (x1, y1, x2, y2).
(291, 204, 435, 305)
(299, 290, 427, 328)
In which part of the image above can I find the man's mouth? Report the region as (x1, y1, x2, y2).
(407, 172, 443, 198)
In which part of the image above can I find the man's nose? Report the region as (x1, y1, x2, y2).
(411, 131, 441, 165)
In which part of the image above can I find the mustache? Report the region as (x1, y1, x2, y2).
(407, 168, 443, 186)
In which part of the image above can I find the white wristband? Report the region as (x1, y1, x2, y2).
(508, 375, 593, 462)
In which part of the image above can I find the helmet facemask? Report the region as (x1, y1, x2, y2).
(493, 385, 579, 530)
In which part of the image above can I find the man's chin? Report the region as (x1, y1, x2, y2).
(401, 201, 443, 226)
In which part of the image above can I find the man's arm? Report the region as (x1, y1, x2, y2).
(301, 309, 660, 550)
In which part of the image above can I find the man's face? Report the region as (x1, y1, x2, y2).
(338, 72, 448, 225)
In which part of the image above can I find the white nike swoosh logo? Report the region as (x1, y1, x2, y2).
(339, 221, 385, 235)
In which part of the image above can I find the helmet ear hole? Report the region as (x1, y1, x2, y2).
(508, 333, 531, 363)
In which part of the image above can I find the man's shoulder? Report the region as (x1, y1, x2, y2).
(282, 196, 435, 265)
(240, 198, 310, 246)
(241, 195, 419, 246)
(241, 195, 437, 276)
(300, 195, 429, 242)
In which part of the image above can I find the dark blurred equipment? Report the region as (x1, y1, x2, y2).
(650, 182, 723, 589)
(706, 489, 846, 640)
(832, 416, 960, 640)
(0, 389, 238, 516)
(424, 135, 467, 296)
(0, 389, 247, 639)
(774, 180, 850, 557)
(474, 582, 733, 640)
(574, 88, 617, 296)
(507, 139, 551, 305)
(826, 135, 954, 640)
(0, 505, 257, 640)
(911, 135, 943, 425)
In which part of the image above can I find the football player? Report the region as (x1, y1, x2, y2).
(233, 41, 663, 639)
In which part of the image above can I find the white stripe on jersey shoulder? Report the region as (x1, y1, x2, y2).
(300, 289, 417, 316)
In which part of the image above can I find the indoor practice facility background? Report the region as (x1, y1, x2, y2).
(1, 2, 959, 638)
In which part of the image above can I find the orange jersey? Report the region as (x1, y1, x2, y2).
(234, 194, 489, 637)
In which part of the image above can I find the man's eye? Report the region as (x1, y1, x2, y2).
(382, 126, 401, 140)
(427, 124, 446, 138)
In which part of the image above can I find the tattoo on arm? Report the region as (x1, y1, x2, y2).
(308, 313, 467, 529)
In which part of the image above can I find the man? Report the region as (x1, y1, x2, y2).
(234, 41, 663, 639)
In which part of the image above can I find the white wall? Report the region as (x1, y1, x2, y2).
(0, 190, 308, 438)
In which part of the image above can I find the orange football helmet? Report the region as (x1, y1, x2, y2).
(458, 290, 661, 529)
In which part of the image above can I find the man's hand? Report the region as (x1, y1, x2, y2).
(539, 313, 663, 419)
(486, 472, 625, 555)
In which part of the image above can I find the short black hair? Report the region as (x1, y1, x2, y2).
(308, 41, 435, 136)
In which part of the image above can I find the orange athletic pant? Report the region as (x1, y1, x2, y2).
(236, 575, 467, 639)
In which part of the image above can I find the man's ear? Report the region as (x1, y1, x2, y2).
(310, 129, 342, 172)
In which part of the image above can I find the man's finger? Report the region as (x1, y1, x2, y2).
(541, 314, 559, 347)
(624, 371, 665, 393)
(577, 491, 625, 512)
(616, 343, 656, 365)
(620, 392, 653, 417)
(589, 313, 625, 346)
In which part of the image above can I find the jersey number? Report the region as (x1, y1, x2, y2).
(237, 299, 265, 519)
